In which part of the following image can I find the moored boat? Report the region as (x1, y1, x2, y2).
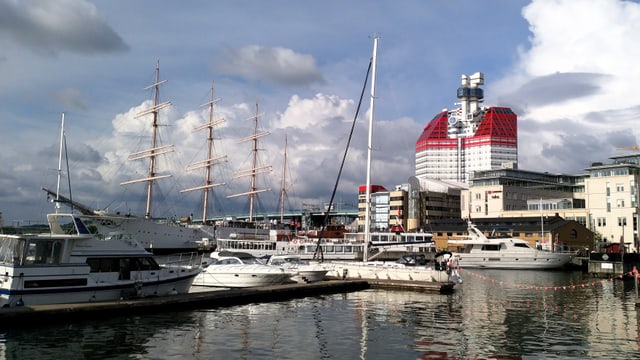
(326, 251, 462, 286)
(0, 212, 201, 307)
(266, 254, 328, 283)
(192, 251, 296, 288)
(448, 221, 573, 269)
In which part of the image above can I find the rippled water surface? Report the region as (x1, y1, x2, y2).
(1, 270, 639, 359)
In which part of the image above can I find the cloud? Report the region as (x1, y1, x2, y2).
(215, 45, 324, 86)
(490, 0, 640, 174)
(53, 88, 89, 110)
(0, 0, 129, 56)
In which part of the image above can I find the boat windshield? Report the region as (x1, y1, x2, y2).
(0, 236, 26, 265)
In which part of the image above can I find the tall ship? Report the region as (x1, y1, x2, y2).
(74, 66, 276, 254)
(71, 62, 215, 254)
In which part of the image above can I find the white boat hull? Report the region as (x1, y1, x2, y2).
(81, 215, 207, 254)
(291, 268, 329, 283)
(325, 261, 456, 283)
(0, 263, 199, 307)
(455, 253, 572, 269)
(193, 264, 295, 288)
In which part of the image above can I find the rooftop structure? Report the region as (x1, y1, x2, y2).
(415, 72, 518, 183)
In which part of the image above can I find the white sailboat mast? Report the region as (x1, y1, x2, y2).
(55, 113, 65, 211)
(121, 60, 174, 219)
(363, 36, 378, 262)
(227, 102, 272, 222)
(181, 82, 227, 223)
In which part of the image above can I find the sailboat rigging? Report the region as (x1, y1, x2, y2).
(227, 102, 272, 222)
(181, 82, 228, 224)
(120, 60, 174, 219)
(312, 40, 374, 262)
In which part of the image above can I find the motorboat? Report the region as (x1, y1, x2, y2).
(448, 221, 573, 269)
(325, 251, 462, 284)
(0, 213, 202, 307)
(265, 254, 328, 283)
(192, 251, 296, 288)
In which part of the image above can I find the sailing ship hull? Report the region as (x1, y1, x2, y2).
(82, 215, 211, 254)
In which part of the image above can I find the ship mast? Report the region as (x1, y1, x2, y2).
(279, 135, 288, 223)
(181, 82, 227, 223)
(227, 102, 272, 222)
(120, 60, 174, 219)
(363, 36, 378, 262)
(55, 112, 65, 212)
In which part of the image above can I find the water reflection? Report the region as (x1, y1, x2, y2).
(0, 271, 639, 359)
(0, 311, 202, 360)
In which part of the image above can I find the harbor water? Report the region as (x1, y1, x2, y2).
(1, 270, 639, 359)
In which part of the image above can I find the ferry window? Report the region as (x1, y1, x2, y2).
(344, 246, 352, 252)
(334, 246, 343, 253)
(481, 244, 500, 251)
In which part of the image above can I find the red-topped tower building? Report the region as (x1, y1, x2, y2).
(415, 72, 518, 183)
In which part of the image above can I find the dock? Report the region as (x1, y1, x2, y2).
(0, 279, 455, 328)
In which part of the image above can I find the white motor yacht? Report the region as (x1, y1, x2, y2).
(266, 254, 328, 283)
(448, 221, 573, 269)
(192, 251, 296, 288)
(0, 213, 201, 307)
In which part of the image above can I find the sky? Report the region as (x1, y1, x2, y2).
(1, 0, 639, 226)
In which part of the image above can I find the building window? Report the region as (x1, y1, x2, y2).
(616, 199, 625, 208)
(616, 183, 624, 192)
(597, 217, 607, 227)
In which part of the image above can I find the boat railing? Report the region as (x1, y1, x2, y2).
(160, 252, 203, 269)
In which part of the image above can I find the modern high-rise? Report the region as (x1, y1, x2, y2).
(415, 72, 518, 183)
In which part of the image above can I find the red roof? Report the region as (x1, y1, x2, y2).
(358, 184, 387, 194)
(415, 107, 517, 152)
